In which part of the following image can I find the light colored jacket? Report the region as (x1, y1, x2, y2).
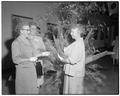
(64, 38, 85, 77)
(12, 36, 38, 94)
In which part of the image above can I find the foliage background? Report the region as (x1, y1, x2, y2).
(37, 2, 112, 94)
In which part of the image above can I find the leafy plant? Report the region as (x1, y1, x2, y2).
(38, 2, 111, 94)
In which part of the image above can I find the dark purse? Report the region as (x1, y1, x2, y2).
(36, 62, 43, 78)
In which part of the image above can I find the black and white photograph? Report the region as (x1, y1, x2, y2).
(2, 1, 119, 95)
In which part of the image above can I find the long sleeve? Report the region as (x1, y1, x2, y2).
(11, 41, 23, 64)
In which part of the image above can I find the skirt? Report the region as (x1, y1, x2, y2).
(63, 74, 84, 94)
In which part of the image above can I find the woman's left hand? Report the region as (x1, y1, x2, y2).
(29, 57, 38, 62)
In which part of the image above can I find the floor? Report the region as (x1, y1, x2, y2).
(85, 56, 119, 94)
(2, 56, 119, 95)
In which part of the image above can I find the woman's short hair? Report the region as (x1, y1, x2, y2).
(70, 24, 85, 37)
(14, 22, 29, 38)
(17, 22, 29, 30)
(70, 24, 85, 31)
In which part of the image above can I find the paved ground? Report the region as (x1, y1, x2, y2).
(2, 55, 119, 94)
(85, 55, 119, 94)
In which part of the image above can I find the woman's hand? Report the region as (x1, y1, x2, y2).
(57, 53, 71, 64)
(41, 51, 50, 56)
(29, 57, 38, 62)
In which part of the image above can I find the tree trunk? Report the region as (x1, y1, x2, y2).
(85, 51, 113, 64)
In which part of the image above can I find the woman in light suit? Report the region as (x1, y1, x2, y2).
(58, 24, 85, 94)
(12, 22, 39, 94)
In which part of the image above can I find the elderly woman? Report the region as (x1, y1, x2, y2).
(11, 22, 38, 94)
(58, 24, 85, 94)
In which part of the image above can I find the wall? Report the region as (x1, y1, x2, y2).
(2, 1, 58, 69)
